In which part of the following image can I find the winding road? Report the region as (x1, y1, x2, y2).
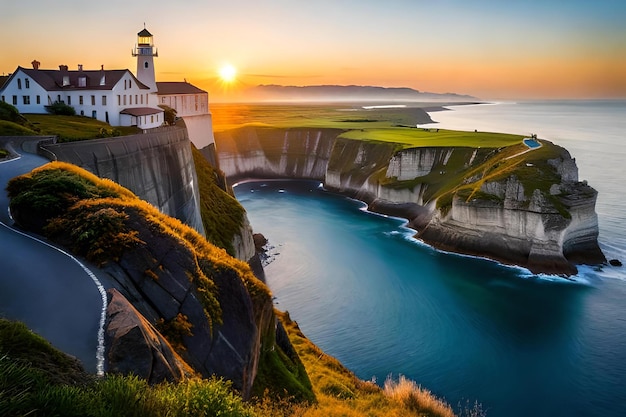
(0, 140, 107, 374)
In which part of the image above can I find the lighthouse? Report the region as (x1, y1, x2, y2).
(132, 26, 158, 92)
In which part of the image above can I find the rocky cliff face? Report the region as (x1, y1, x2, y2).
(8, 162, 312, 401)
(217, 127, 337, 182)
(41, 126, 205, 237)
(43, 128, 258, 266)
(215, 127, 605, 275)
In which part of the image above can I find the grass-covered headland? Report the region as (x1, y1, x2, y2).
(0, 101, 139, 141)
(1, 162, 472, 416)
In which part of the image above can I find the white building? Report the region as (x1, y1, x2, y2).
(0, 27, 215, 148)
(0, 29, 164, 130)
(157, 81, 215, 149)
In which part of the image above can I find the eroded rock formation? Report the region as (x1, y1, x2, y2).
(215, 127, 605, 275)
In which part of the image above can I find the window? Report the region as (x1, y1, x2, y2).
(135, 94, 138, 104)
(23, 96, 30, 105)
(17, 79, 21, 89)
(141, 95, 144, 104)
(144, 61, 149, 69)
(36, 95, 40, 104)
(130, 95, 133, 105)
(124, 80, 127, 90)
(25, 79, 30, 88)
(92, 110, 97, 119)
(78, 77, 86, 87)
(57, 95, 61, 103)
(62, 76, 70, 86)
(117, 95, 121, 106)
(91, 95, 95, 105)
(105, 111, 109, 124)
(151, 115, 154, 123)
(123, 95, 126, 105)
(12, 96, 17, 105)
(67, 96, 71, 105)
(79, 96, 84, 105)
(80, 110, 84, 116)
(102, 95, 106, 105)
(128, 80, 132, 89)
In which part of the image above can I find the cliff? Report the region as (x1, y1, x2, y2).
(39, 127, 257, 263)
(215, 127, 605, 275)
(7, 162, 314, 401)
(41, 126, 205, 236)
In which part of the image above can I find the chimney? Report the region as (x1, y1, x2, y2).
(31, 60, 40, 70)
(78, 64, 83, 71)
(99, 65, 106, 86)
(59, 64, 68, 72)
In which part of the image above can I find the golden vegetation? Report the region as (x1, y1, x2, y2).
(6, 162, 475, 416)
(264, 311, 459, 417)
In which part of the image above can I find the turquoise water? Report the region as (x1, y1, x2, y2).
(233, 101, 626, 417)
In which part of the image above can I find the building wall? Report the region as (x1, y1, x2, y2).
(158, 93, 208, 117)
(180, 113, 215, 149)
(0, 69, 162, 128)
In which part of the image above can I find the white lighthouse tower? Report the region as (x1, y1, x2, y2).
(132, 26, 158, 92)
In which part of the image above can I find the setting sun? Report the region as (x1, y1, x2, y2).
(219, 64, 237, 83)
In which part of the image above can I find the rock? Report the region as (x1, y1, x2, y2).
(104, 288, 193, 384)
(216, 129, 606, 275)
(253, 233, 268, 252)
(609, 259, 623, 267)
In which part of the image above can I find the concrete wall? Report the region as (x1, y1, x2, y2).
(41, 126, 205, 236)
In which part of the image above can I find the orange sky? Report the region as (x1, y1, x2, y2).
(2, 1, 625, 101)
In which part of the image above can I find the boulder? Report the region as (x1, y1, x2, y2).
(104, 288, 193, 384)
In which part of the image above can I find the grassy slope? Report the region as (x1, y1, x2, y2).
(191, 144, 245, 256)
(0, 114, 140, 141)
(2, 162, 459, 417)
(211, 103, 523, 149)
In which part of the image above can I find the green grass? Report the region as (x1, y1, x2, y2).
(25, 114, 140, 142)
(211, 103, 523, 150)
(0, 119, 38, 136)
(211, 103, 435, 132)
(191, 144, 246, 256)
(339, 128, 523, 149)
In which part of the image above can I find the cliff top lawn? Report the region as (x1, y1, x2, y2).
(211, 103, 524, 149)
(0, 113, 140, 141)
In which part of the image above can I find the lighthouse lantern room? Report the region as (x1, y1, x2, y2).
(132, 26, 158, 91)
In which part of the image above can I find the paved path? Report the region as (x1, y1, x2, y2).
(0, 143, 106, 374)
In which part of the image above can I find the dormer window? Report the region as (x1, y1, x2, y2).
(62, 76, 70, 87)
(100, 74, 105, 86)
(78, 77, 86, 87)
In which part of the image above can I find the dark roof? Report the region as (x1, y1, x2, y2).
(120, 107, 162, 116)
(15, 66, 150, 91)
(138, 28, 152, 37)
(157, 81, 206, 95)
(0, 75, 9, 90)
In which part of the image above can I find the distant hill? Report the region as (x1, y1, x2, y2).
(243, 84, 478, 102)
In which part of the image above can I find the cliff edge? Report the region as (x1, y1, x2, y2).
(7, 162, 314, 401)
(215, 126, 605, 275)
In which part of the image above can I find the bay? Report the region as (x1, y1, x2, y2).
(234, 100, 626, 417)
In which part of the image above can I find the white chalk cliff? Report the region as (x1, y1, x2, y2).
(215, 127, 605, 275)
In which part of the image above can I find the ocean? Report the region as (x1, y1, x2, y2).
(233, 100, 626, 417)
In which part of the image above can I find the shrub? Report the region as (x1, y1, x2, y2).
(159, 104, 177, 125)
(45, 100, 76, 116)
(384, 375, 455, 417)
(0, 100, 27, 124)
